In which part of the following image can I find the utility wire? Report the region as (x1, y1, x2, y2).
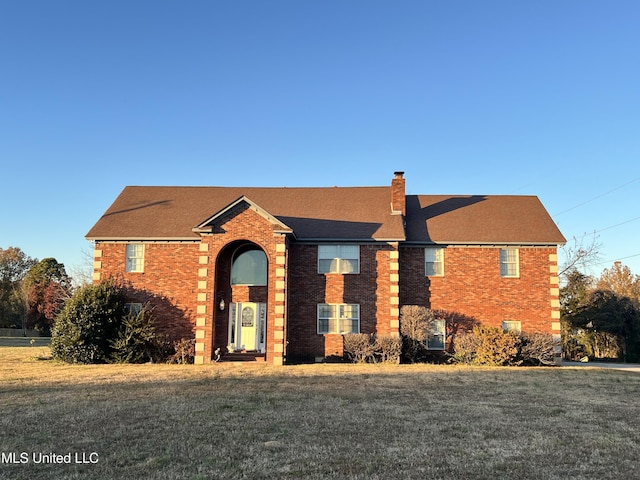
(553, 177, 640, 217)
(593, 252, 640, 266)
(573, 215, 640, 240)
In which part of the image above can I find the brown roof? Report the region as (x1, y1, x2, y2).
(86, 186, 406, 241)
(87, 187, 565, 245)
(405, 195, 566, 244)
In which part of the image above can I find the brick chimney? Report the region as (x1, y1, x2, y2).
(391, 171, 406, 216)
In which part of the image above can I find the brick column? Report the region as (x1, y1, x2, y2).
(271, 241, 287, 365)
(389, 246, 400, 336)
(549, 252, 562, 362)
(194, 243, 211, 364)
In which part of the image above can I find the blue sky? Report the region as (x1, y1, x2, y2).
(1, 0, 639, 281)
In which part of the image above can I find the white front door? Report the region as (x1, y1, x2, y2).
(228, 303, 266, 353)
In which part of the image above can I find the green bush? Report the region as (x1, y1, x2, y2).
(50, 279, 126, 364)
(51, 280, 177, 364)
(109, 304, 157, 363)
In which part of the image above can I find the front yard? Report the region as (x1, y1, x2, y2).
(1, 346, 639, 479)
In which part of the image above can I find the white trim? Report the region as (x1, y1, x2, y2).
(317, 303, 360, 334)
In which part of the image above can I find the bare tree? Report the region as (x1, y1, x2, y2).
(69, 246, 95, 288)
(559, 232, 601, 280)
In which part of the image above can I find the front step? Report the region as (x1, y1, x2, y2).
(219, 352, 266, 362)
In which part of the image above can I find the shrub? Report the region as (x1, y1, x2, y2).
(50, 279, 126, 364)
(343, 333, 376, 363)
(343, 334, 402, 364)
(450, 326, 520, 366)
(518, 333, 557, 366)
(51, 280, 171, 364)
(109, 304, 157, 363)
(474, 326, 521, 366)
(375, 335, 402, 364)
(400, 305, 434, 363)
(449, 331, 481, 364)
(169, 338, 196, 364)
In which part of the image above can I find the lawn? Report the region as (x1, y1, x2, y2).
(1, 347, 639, 480)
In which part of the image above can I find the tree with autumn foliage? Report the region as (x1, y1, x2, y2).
(0, 246, 37, 328)
(561, 262, 640, 362)
(23, 258, 72, 334)
(596, 261, 640, 305)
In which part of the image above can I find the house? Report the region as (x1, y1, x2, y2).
(86, 172, 566, 365)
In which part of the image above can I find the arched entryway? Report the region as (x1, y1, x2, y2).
(213, 241, 269, 357)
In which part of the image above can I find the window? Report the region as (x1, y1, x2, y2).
(317, 304, 360, 334)
(318, 245, 360, 274)
(425, 247, 444, 276)
(502, 320, 522, 334)
(500, 248, 519, 278)
(126, 244, 144, 272)
(426, 319, 446, 350)
(231, 246, 267, 285)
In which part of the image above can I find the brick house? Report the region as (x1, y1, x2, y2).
(86, 172, 565, 365)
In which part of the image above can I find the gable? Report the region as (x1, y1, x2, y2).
(193, 196, 294, 235)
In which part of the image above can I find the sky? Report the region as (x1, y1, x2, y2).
(1, 0, 639, 282)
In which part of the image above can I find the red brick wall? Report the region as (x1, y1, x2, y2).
(399, 245, 556, 334)
(94, 242, 200, 340)
(286, 243, 397, 361)
(94, 234, 558, 363)
(198, 204, 287, 364)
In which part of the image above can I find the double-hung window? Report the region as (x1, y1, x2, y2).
(426, 319, 446, 350)
(126, 244, 145, 273)
(502, 320, 522, 334)
(318, 245, 360, 274)
(425, 247, 444, 276)
(500, 248, 519, 278)
(317, 304, 360, 334)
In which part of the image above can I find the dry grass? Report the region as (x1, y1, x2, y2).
(1, 346, 640, 479)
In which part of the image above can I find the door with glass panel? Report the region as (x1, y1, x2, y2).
(228, 302, 266, 353)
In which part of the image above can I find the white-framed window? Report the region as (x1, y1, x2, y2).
(500, 248, 519, 278)
(425, 247, 444, 276)
(318, 245, 360, 274)
(426, 319, 446, 350)
(126, 244, 145, 273)
(317, 304, 360, 334)
(502, 320, 522, 334)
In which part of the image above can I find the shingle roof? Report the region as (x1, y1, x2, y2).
(85, 186, 406, 241)
(86, 186, 565, 245)
(405, 195, 566, 244)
